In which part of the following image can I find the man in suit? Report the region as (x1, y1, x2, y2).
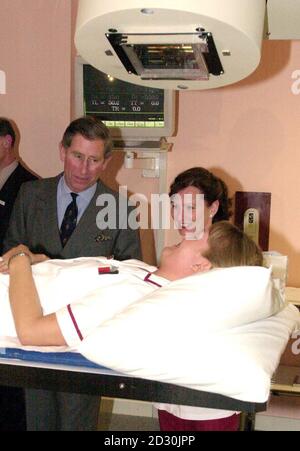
(3, 115, 141, 431)
(0, 118, 38, 255)
(0, 117, 38, 431)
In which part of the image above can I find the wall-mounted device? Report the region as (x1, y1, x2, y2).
(74, 54, 172, 257)
(75, 0, 267, 90)
(75, 56, 173, 178)
(234, 191, 271, 251)
(243, 208, 260, 245)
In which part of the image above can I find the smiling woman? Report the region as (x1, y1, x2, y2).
(169, 167, 232, 240)
(154, 168, 241, 431)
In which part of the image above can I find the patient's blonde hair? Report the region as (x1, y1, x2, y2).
(205, 221, 263, 268)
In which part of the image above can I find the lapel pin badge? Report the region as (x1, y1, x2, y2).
(95, 232, 112, 243)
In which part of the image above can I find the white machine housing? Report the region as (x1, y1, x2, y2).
(75, 0, 266, 90)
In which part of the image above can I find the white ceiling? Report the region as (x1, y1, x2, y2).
(268, 0, 300, 39)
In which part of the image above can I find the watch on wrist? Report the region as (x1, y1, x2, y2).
(8, 252, 31, 267)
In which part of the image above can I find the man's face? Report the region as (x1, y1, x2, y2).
(0, 136, 9, 168)
(60, 133, 110, 193)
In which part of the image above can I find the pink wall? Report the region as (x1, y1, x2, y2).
(166, 40, 300, 286)
(1, 2, 299, 285)
(0, 0, 71, 177)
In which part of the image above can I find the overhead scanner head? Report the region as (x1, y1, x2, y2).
(75, 0, 266, 90)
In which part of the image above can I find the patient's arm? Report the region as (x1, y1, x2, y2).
(0, 244, 49, 274)
(9, 253, 66, 346)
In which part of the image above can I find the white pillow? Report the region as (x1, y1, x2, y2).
(78, 266, 292, 402)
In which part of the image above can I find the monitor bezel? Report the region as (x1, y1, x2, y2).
(74, 56, 176, 141)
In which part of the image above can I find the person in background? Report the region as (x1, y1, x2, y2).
(156, 167, 242, 431)
(0, 117, 38, 431)
(0, 118, 38, 254)
(1, 115, 141, 431)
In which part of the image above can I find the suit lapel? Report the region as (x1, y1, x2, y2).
(37, 176, 62, 250)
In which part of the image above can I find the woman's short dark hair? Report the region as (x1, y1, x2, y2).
(61, 116, 113, 158)
(169, 167, 232, 222)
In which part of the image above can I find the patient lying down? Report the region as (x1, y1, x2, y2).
(0, 221, 264, 347)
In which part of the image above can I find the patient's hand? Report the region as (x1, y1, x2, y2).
(0, 244, 49, 274)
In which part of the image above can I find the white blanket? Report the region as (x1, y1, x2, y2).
(0, 259, 299, 405)
(0, 256, 158, 345)
(79, 304, 300, 403)
(77, 265, 300, 403)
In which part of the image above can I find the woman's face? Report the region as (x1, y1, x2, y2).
(171, 186, 218, 238)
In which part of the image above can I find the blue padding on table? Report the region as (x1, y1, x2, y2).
(2, 347, 106, 370)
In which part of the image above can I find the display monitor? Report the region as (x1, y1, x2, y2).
(75, 57, 175, 142)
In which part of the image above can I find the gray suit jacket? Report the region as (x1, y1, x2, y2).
(3, 175, 141, 261)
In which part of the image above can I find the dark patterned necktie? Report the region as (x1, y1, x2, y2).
(60, 193, 78, 247)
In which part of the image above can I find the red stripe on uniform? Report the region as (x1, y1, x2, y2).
(144, 272, 162, 287)
(67, 304, 83, 341)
